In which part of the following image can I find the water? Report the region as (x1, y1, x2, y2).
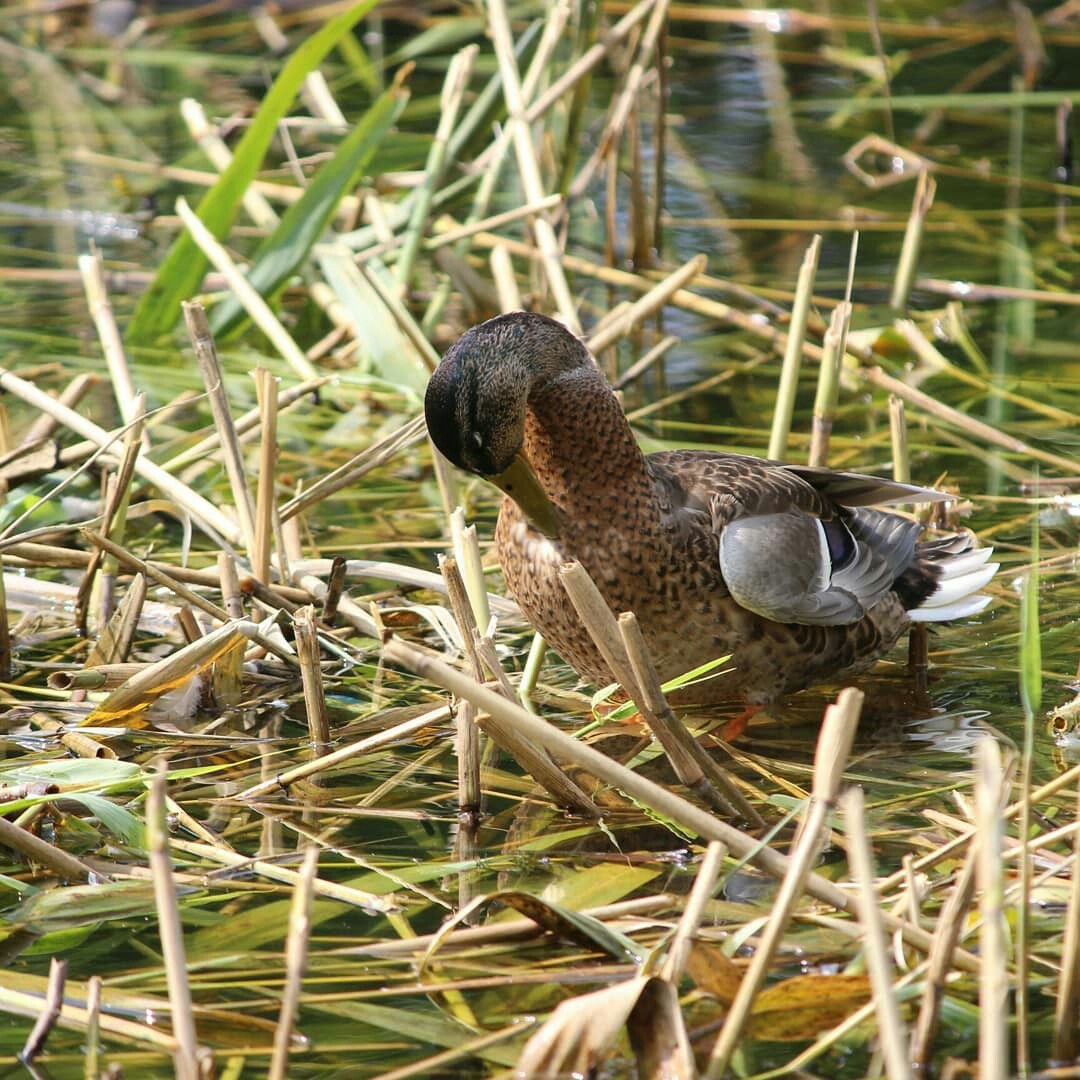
(0, 4, 1078, 1076)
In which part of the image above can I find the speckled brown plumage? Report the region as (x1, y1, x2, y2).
(425, 312, 996, 708)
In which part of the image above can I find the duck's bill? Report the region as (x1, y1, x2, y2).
(488, 453, 560, 538)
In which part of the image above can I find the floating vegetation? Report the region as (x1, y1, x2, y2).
(0, 1, 1078, 1077)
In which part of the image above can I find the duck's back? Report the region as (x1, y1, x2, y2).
(497, 448, 982, 707)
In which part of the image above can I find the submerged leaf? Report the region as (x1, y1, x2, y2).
(0, 759, 140, 787)
(12, 880, 162, 932)
(685, 939, 743, 1004)
(487, 889, 645, 962)
(748, 973, 873, 1041)
(314, 1000, 519, 1066)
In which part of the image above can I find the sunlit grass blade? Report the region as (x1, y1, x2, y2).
(126, 0, 378, 344)
(208, 68, 410, 338)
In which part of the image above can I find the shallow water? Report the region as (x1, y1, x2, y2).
(0, 3, 1078, 1076)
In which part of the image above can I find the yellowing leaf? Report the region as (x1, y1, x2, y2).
(749, 973, 872, 1041)
(686, 939, 743, 1005)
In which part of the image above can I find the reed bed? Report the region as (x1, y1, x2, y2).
(0, 2, 1078, 1077)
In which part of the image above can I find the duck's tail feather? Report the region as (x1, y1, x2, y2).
(906, 532, 998, 623)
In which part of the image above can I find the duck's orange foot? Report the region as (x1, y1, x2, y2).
(720, 704, 766, 741)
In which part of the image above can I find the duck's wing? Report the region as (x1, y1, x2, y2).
(781, 462, 953, 508)
(650, 451, 929, 627)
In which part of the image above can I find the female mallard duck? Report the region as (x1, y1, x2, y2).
(424, 311, 997, 716)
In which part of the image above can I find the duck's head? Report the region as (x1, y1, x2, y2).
(425, 312, 588, 538)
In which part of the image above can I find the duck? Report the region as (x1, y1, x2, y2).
(424, 310, 997, 722)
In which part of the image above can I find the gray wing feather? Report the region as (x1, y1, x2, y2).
(717, 507, 925, 627)
(648, 449, 928, 627)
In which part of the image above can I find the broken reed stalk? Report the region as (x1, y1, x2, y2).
(238, 704, 451, 798)
(183, 301, 257, 563)
(888, 394, 910, 485)
(253, 367, 280, 585)
(89, 572, 146, 667)
(890, 168, 937, 312)
(174, 197, 317, 381)
(49, 660, 147, 695)
(618, 610, 763, 824)
(74, 423, 134, 626)
(268, 845, 319, 1080)
(561, 562, 742, 815)
(704, 687, 863, 1078)
(612, 334, 679, 391)
(19, 371, 97, 445)
(396, 46, 477, 289)
(864, 368, 1080, 477)
(807, 300, 850, 468)
(18, 956, 66, 1064)
(0, 557, 9, 682)
(147, 763, 201, 1080)
(910, 851, 977, 1069)
(568, 0, 673, 200)
(1053, 777, 1080, 1062)
(218, 552, 244, 619)
(974, 738, 1008, 1080)
(485, 0, 580, 331)
(450, 508, 491, 633)
(294, 605, 331, 754)
(768, 233, 821, 461)
(29, 715, 114, 759)
(438, 555, 483, 825)
(841, 786, 912, 1080)
(169, 837, 392, 913)
(82, 394, 145, 631)
(84, 974, 102, 1079)
(160, 376, 329, 475)
(79, 250, 144, 440)
(490, 244, 521, 312)
(0, 366, 240, 543)
(279, 414, 427, 523)
(385, 638, 979, 971)
(660, 840, 727, 984)
(585, 254, 707, 355)
(0, 814, 99, 882)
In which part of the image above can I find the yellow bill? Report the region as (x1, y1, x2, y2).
(489, 452, 560, 538)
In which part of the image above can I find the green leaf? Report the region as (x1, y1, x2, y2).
(208, 73, 409, 338)
(13, 880, 160, 933)
(489, 889, 647, 962)
(67, 794, 146, 848)
(601, 654, 733, 722)
(126, 0, 378, 344)
(0, 759, 141, 787)
(314, 1000, 519, 1066)
(540, 863, 658, 914)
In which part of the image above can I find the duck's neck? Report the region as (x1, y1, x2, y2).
(522, 367, 656, 522)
